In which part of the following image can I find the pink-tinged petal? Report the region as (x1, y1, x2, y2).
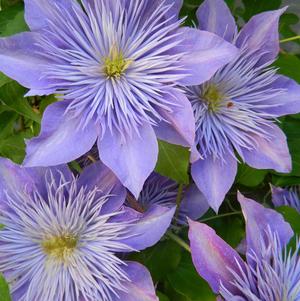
(180, 184, 209, 221)
(191, 149, 237, 213)
(196, 0, 237, 42)
(78, 161, 126, 214)
(0, 33, 53, 91)
(236, 8, 287, 63)
(118, 262, 158, 301)
(238, 192, 294, 257)
(154, 89, 195, 147)
(240, 124, 292, 173)
(24, 0, 73, 31)
(23, 100, 98, 167)
(270, 184, 289, 208)
(118, 205, 176, 251)
(188, 220, 245, 294)
(175, 28, 239, 85)
(98, 123, 158, 198)
(0, 158, 71, 210)
(263, 75, 300, 117)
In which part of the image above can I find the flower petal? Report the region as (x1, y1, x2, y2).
(0, 33, 53, 90)
(117, 205, 176, 251)
(240, 124, 292, 173)
(196, 0, 237, 42)
(98, 123, 158, 198)
(188, 220, 245, 294)
(78, 161, 126, 214)
(191, 149, 237, 213)
(118, 262, 158, 301)
(263, 75, 300, 117)
(236, 8, 287, 63)
(24, 0, 73, 31)
(0, 158, 71, 210)
(270, 184, 290, 208)
(179, 184, 209, 221)
(238, 192, 294, 257)
(24, 100, 98, 167)
(154, 89, 195, 147)
(176, 27, 239, 85)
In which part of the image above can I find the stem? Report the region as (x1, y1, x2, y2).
(199, 211, 242, 223)
(280, 35, 300, 43)
(167, 231, 191, 252)
(175, 183, 184, 221)
(126, 193, 145, 213)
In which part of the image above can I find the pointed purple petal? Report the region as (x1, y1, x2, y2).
(119, 262, 158, 301)
(179, 184, 209, 221)
(0, 33, 53, 90)
(175, 27, 239, 85)
(188, 220, 245, 294)
(98, 123, 158, 198)
(236, 8, 287, 63)
(24, 100, 98, 167)
(191, 149, 237, 213)
(24, 0, 73, 31)
(263, 75, 300, 117)
(117, 205, 176, 251)
(238, 192, 294, 257)
(154, 89, 195, 147)
(0, 158, 71, 210)
(240, 124, 292, 173)
(196, 0, 237, 42)
(78, 161, 126, 214)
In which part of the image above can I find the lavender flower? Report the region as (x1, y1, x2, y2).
(189, 193, 297, 300)
(0, 159, 175, 301)
(0, 0, 238, 197)
(187, 0, 300, 211)
(272, 184, 300, 213)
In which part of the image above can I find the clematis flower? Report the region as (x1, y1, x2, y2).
(0, 0, 238, 197)
(126, 172, 210, 226)
(0, 159, 175, 301)
(271, 184, 300, 212)
(186, 0, 300, 212)
(189, 193, 297, 300)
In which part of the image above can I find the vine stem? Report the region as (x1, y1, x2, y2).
(280, 35, 300, 43)
(167, 231, 191, 253)
(199, 211, 242, 223)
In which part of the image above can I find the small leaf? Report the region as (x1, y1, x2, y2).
(236, 164, 268, 187)
(0, 82, 41, 123)
(0, 274, 11, 301)
(276, 206, 300, 235)
(0, 73, 11, 88)
(157, 291, 170, 301)
(155, 140, 190, 184)
(275, 54, 300, 83)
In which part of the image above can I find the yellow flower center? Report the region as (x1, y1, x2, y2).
(103, 46, 131, 78)
(42, 234, 78, 261)
(202, 85, 224, 112)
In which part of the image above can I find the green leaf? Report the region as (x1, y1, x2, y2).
(0, 2, 28, 37)
(167, 252, 215, 301)
(276, 206, 300, 235)
(0, 111, 18, 140)
(129, 240, 182, 282)
(275, 54, 300, 83)
(236, 164, 268, 187)
(157, 292, 170, 301)
(0, 73, 11, 88)
(0, 82, 41, 123)
(0, 274, 11, 301)
(155, 140, 190, 184)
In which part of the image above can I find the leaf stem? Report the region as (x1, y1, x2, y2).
(280, 35, 300, 43)
(199, 211, 242, 223)
(167, 231, 191, 253)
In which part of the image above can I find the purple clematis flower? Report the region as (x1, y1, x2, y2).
(188, 193, 298, 300)
(0, 0, 238, 198)
(271, 184, 300, 213)
(0, 158, 176, 301)
(186, 0, 300, 212)
(126, 172, 210, 226)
